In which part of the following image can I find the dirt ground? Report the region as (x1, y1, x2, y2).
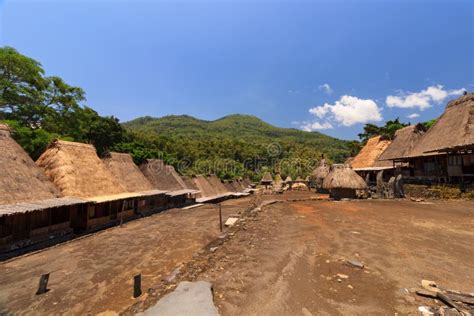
(1, 192, 473, 315)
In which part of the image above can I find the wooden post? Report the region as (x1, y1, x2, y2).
(434, 155, 441, 183)
(36, 273, 50, 295)
(133, 274, 142, 298)
(219, 204, 223, 232)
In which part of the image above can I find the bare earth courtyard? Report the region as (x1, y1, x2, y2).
(0, 192, 473, 315)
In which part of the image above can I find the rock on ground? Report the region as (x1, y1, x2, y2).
(139, 281, 219, 316)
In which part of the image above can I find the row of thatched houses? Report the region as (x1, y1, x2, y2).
(0, 126, 252, 254)
(351, 93, 474, 186)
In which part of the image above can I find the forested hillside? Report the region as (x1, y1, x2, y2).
(121, 114, 355, 179)
(0, 46, 357, 181)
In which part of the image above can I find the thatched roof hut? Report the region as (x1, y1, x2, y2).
(102, 152, 154, 192)
(351, 135, 393, 170)
(311, 159, 330, 180)
(261, 172, 273, 184)
(405, 93, 474, 156)
(0, 124, 60, 205)
(378, 124, 426, 160)
(323, 164, 367, 190)
(284, 176, 292, 183)
(139, 159, 186, 191)
(36, 140, 126, 198)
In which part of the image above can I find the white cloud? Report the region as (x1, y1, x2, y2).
(308, 95, 383, 127)
(386, 85, 464, 110)
(318, 83, 333, 95)
(301, 121, 333, 131)
(407, 113, 420, 119)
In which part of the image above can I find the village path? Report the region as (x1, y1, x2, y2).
(0, 197, 254, 315)
(178, 194, 474, 315)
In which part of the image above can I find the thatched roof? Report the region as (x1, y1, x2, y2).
(192, 175, 218, 197)
(284, 176, 293, 182)
(0, 197, 87, 216)
(322, 164, 368, 190)
(102, 152, 154, 192)
(405, 93, 474, 156)
(181, 176, 199, 191)
(351, 135, 393, 169)
(378, 125, 426, 160)
(139, 159, 186, 191)
(36, 140, 127, 198)
(0, 126, 60, 205)
(207, 175, 230, 195)
(261, 172, 273, 183)
(295, 176, 304, 182)
(311, 159, 330, 180)
(223, 180, 236, 192)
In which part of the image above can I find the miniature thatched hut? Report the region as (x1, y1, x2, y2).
(310, 159, 330, 189)
(323, 164, 368, 199)
(260, 172, 273, 188)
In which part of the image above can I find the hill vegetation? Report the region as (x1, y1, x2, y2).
(120, 114, 356, 180)
(0, 46, 356, 181)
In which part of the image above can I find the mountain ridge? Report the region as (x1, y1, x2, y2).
(123, 113, 354, 163)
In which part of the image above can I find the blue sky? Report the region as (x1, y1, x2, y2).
(1, 0, 473, 140)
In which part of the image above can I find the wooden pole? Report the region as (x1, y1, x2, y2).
(219, 204, 223, 232)
(36, 273, 50, 295)
(133, 274, 142, 298)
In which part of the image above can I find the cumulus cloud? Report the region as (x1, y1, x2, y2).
(307, 95, 383, 127)
(407, 113, 420, 119)
(386, 85, 464, 110)
(318, 83, 333, 95)
(301, 121, 333, 131)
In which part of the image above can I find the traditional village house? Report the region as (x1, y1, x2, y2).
(377, 124, 426, 179)
(36, 140, 142, 231)
(351, 135, 394, 183)
(102, 152, 169, 215)
(139, 159, 199, 207)
(0, 125, 87, 252)
(382, 93, 474, 185)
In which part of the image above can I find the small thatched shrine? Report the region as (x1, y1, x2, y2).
(261, 172, 273, 186)
(323, 164, 368, 199)
(310, 159, 330, 189)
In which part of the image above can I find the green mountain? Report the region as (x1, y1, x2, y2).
(123, 114, 354, 162)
